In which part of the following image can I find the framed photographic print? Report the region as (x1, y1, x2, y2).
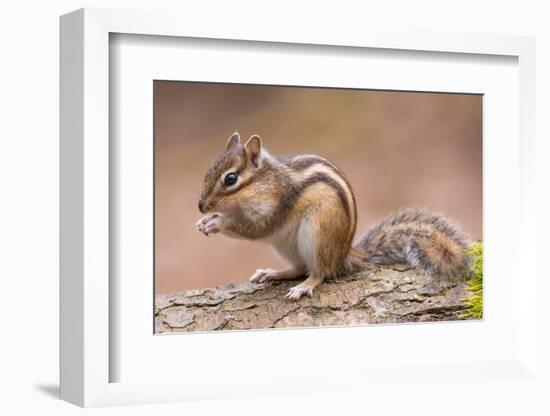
(153, 81, 483, 333)
(60, 7, 539, 408)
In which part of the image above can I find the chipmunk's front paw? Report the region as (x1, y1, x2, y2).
(285, 283, 313, 301)
(196, 213, 223, 236)
(249, 268, 278, 283)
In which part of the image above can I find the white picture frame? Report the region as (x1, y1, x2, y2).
(60, 7, 538, 408)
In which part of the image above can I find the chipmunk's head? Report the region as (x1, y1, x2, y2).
(198, 132, 265, 214)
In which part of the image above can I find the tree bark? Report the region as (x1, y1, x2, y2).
(155, 266, 476, 333)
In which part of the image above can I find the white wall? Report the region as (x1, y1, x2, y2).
(1, 1, 548, 414)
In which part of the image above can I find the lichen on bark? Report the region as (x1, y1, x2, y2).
(462, 241, 483, 319)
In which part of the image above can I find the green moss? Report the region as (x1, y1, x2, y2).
(462, 241, 483, 319)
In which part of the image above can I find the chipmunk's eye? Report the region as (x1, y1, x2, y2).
(224, 172, 238, 187)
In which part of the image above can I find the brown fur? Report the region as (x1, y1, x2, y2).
(293, 183, 351, 276)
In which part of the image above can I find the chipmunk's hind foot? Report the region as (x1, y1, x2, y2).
(285, 284, 313, 301)
(285, 275, 324, 301)
(250, 268, 279, 283)
(250, 267, 306, 284)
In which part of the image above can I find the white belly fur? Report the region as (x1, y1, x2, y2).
(265, 217, 316, 272)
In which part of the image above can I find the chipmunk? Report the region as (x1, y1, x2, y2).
(196, 132, 472, 301)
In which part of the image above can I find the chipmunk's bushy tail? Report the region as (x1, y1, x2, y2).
(344, 208, 472, 279)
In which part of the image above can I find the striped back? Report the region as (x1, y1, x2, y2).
(286, 154, 358, 249)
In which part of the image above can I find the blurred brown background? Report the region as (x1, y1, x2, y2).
(154, 81, 482, 294)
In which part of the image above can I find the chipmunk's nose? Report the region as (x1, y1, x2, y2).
(198, 200, 211, 213)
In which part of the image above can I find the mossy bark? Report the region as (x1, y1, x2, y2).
(155, 266, 477, 333)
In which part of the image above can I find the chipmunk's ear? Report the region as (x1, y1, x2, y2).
(244, 135, 262, 168)
(226, 132, 240, 150)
